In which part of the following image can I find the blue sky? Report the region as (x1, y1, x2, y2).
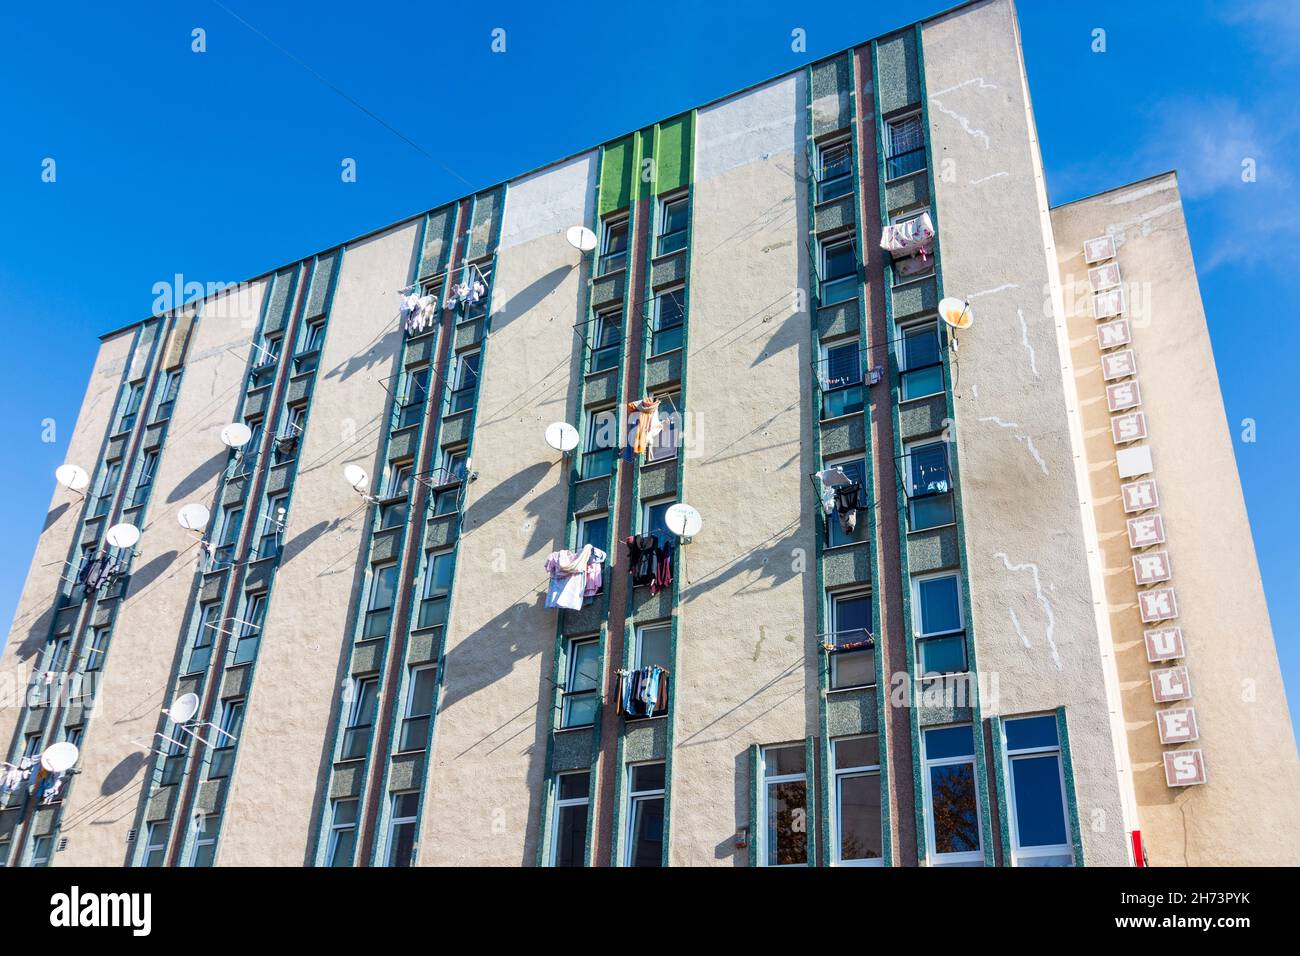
(2, 1, 1296, 722)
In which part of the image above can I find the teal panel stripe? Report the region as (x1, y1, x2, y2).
(1056, 706, 1086, 867)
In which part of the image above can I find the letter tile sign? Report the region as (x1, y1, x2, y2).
(1085, 236, 1205, 788)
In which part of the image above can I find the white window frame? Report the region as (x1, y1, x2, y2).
(623, 761, 666, 867)
(903, 437, 956, 532)
(549, 770, 591, 867)
(188, 814, 218, 866)
(142, 823, 168, 867)
(911, 571, 967, 677)
(634, 622, 672, 672)
(589, 306, 623, 372)
(885, 112, 925, 180)
(822, 453, 866, 549)
(816, 136, 854, 202)
(651, 285, 686, 356)
(641, 496, 676, 542)
(656, 194, 689, 256)
(921, 724, 983, 866)
(560, 636, 600, 729)
(829, 590, 874, 691)
(582, 406, 618, 479)
(384, 790, 420, 867)
(831, 735, 883, 867)
(759, 744, 809, 868)
(599, 215, 630, 274)
(577, 512, 609, 552)
(897, 318, 944, 400)
(1004, 716, 1073, 867)
(324, 797, 359, 866)
(818, 235, 858, 304)
(645, 392, 681, 463)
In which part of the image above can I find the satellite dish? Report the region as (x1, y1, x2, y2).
(343, 464, 369, 491)
(167, 692, 201, 724)
(544, 422, 580, 454)
(40, 742, 79, 774)
(220, 423, 253, 448)
(664, 503, 702, 541)
(105, 523, 141, 549)
(177, 503, 211, 532)
(939, 297, 973, 331)
(565, 226, 598, 253)
(55, 464, 90, 492)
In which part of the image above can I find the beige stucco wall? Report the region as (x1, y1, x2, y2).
(419, 154, 595, 865)
(1053, 172, 1300, 866)
(668, 72, 819, 866)
(51, 284, 266, 865)
(217, 224, 417, 865)
(923, 0, 1130, 865)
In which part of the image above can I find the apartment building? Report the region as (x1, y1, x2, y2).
(3, 0, 1296, 868)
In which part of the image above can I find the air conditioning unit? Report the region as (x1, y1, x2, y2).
(880, 212, 935, 260)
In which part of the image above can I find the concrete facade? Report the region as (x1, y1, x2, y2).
(1, 0, 1294, 868)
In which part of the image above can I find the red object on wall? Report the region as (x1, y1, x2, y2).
(1130, 830, 1146, 867)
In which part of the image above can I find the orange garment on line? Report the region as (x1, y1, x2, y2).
(626, 397, 663, 455)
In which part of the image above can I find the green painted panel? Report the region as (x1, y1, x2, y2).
(826, 687, 877, 736)
(877, 31, 920, 115)
(306, 252, 338, 320)
(552, 728, 596, 770)
(810, 55, 852, 135)
(656, 115, 691, 195)
(599, 136, 635, 215)
(623, 720, 667, 762)
(468, 188, 502, 259)
(906, 525, 960, 573)
(419, 206, 455, 279)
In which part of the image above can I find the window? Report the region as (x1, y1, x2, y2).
(819, 236, 858, 305)
(817, 137, 853, 202)
(561, 638, 600, 729)
(388, 463, 413, 499)
(448, 349, 480, 414)
(833, 736, 882, 865)
(325, 798, 359, 867)
(364, 563, 398, 638)
(187, 603, 220, 675)
(760, 744, 808, 866)
(646, 393, 681, 463)
(922, 725, 982, 865)
(589, 307, 623, 373)
(886, 113, 925, 180)
(189, 814, 218, 867)
(914, 573, 967, 676)
(396, 366, 430, 429)
(342, 677, 379, 759)
(142, 823, 169, 867)
(297, 318, 325, 360)
(829, 591, 874, 690)
(83, 626, 109, 672)
(431, 481, 461, 518)
(31, 836, 52, 867)
(657, 196, 689, 255)
(1004, 716, 1072, 866)
(581, 408, 619, 480)
(154, 371, 182, 422)
(92, 461, 121, 517)
(642, 498, 675, 545)
(209, 698, 243, 779)
(417, 550, 454, 628)
(276, 405, 305, 462)
(131, 450, 159, 506)
(824, 457, 867, 548)
(232, 592, 266, 665)
(385, 791, 420, 867)
(398, 666, 438, 752)
(256, 494, 286, 559)
(212, 505, 243, 568)
(577, 513, 609, 555)
(635, 623, 671, 672)
(651, 286, 685, 355)
(625, 762, 665, 867)
(251, 336, 282, 387)
(463, 262, 492, 320)
(599, 216, 629, 275)
(820, 339, 863, 419)
(442, 449, 469, 484)
(378, 497, 408, 530)
(900, 321, 943, 400)
(118, 382, 145, 433)
(904, 439, 955, 531)
(550, 771, 590, 867)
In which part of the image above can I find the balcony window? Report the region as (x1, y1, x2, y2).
(398, 665, 438, 752)
(829, 591, 874, 690)
(624, 762, 665, 867)
(295, 319, 325, 374)
(657, 196, 689, 256)
(250, 337, 281, 388)
(130, 450, 159, 506)
(886, 113, 926, 180)
(560, 638, 600, 729)
(341, 677, 379, 759)
(153, 371, 181, 422)
(384, 791, 420, 868)
(824, 457, 867, 548)
(599, 217, 629, 275)
(447, 350, 480, 414)
(922, 725, 982, 865)
(395, 367, 430, 429)
(914, 573, 967, 677)
(589, 307, 622, 373)
(646, 394, 681, 463)
(819, 237, 858, 305)
(581, 408, 618, 480)
(417, 550, 454, 629)
(817, 138, 854, 202)
(117, 383, 144, 434)
(186, 603, 220, 675)
(550, 771, 590, 867)
(760, 745, 807, 866)
(363, 564, 398, 638)
(651, 287, 685, 355)
(833, 735, 883, 865)
(820, 340, 863, 419)
(232, 592, 266, 665)
(900, 321, 944, 400)
(325, 798, 358, 867)
(904, 440, 955, 531)
(1004, 716, 1072, 867)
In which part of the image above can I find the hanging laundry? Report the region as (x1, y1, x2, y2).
(879, 212, 935, 260)
(545, 545, 601, 611)
(615, 665, 669, 719)
(1, 763, 22, 794)
(78, 552, 119, 593)
(834, 483, 862, 535)
(625, 535, 660, 587)
(583, 547, 607, 598)
(815, 467, 852, 517)
(624, 397, 663, 461)
(651, 539, 673, 596)
(400, 292, 438, 335)
(446, 279, 487, 311)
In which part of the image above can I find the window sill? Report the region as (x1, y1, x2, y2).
(898, 390, 945, 405)
(828, 683, 877, 695)
(647, 345, 683, 361)
(818, 410, 863, 426)
(814, 192, 854, 210)
(555, 722, 596, 734)
(595, 266, 628, 281)
(906, 521, 956, 536)
(649, 249, 685, 267)
(884, 167, 928, 186)
(817, 293, 860, 310)
(822, 538, 868, 553)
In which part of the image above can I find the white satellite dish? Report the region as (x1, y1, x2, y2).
(41, 741, 79, 774)
(664, 503, 702, 542)
(177, 503, 211, 532)
(105, 523, 141, 549)
(166, 692, 201, 724)
(565, 226, 598, 253)
(220, 423, 253, 448)
(55, 464, 90, 492)
(343, 464, 369, 491)
(544, 422, 580, 454)
(938, 297, 973, 331)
